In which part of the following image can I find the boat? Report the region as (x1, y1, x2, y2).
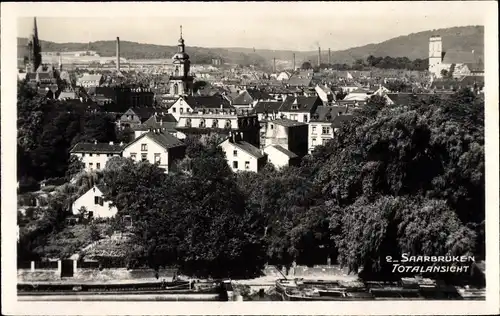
(276, 279, 373, 301)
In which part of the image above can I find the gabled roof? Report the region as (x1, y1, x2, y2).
(142, 113, 177, 131)
(183, 95, 232, 109)
(272, 119, 308, 128)
(267, 145, 298, 158)
(331, 114, 356, 129)
(253, 101, 283, 113)
(310, 106, 349, 123)
(280, 96, 321, 113)
(229, 140, 265, 159)
(70, 142, 124, 154)
(128, 131, 185, 150)
(127, 107, 167, 121)
(246, 88, 271, 100)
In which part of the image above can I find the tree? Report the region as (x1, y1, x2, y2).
(301, 61, 312, 70)
(66, 155, 85, 181)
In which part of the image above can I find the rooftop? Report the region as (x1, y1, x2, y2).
(70, 142, 124, 154)
(231, 140, 265, 159)
(310, 106, 349, 122)
(268, 145, 298, 158)
(272, 118, 308, 128)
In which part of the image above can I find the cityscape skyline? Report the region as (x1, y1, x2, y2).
(14, 2, 487, 51)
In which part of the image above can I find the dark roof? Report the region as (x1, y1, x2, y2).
(459, 75, 484, 87)
(280, 96, 321, 113)
(254, 101, 283, 113)
(128, 107, 167, 121)
(131, 131, 185, 149)
(272, 119, 307, 128)
(310, 106, 349, 122)
(332, 114, 356, 129)
(285, 77, 312, 87)
(269, 145, 298, 158)
(184, 95, 232, 109)
(231, 140, 265, 159)
(246, 88, 271, 101)
(142, 113, 177, 131)
(70, 142, 124, 154)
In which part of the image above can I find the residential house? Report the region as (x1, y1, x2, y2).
(384, 93, 419, 106)
(220, 133, 267, 173)
(315, 84, 335, 103)
(262, 119, 308, 157)
(122, 130, 186, 173)
(373, 85, 391, 96)
(133, 113, 178, 139)
(278, 95, 322, 123)
(167, 95, 232, 121)
(176, 108, 261, 147)
(263, 145, 299, 169)
(308, 106, 349, 153)
(254, 100, 283, 121)
(119, 107, 168, 129)
(231, 88, 272, 109)
(285, 76, 313, 88)
(77, 74, 104, 88)
(72, 185, 117, 219)
(69, 141, 124, 172)
(339, 83, 361, 94)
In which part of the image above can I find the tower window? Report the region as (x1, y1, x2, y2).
(173, 84, 179, 95)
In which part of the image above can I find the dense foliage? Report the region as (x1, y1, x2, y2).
(17, 81, 118, 185)
(17, 83, 484, 281)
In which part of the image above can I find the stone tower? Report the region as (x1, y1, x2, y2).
(428, 36, 443, 77)
(169, 25, 194, 96)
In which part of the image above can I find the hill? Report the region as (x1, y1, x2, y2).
(303, 25, 484, 64)
(17, 25, 483, 68)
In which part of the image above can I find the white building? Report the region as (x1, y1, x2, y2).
(219, 134, 267, 173)
(72, 185, 118, 219)
(69, 141, 124, 172)
(308, 106, 348, 153)
(122, 130, 186, 173)
(76, 74, 104, 88)
(263, 145, 299, 169)
(315, 84, 335, 103)
(168, 95, 232, 121)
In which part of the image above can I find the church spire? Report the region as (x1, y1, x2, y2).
(30, 17, 42, 72)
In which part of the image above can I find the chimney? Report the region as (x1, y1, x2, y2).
(116, 37, 121, 72)
(318, 47, 321, 67)
(120, 142, 124, 146)
(273, 58, 276, 73)
(328, 48, 331, 65)
(293, 53, 296, 71)
(94, 140, 98, 145)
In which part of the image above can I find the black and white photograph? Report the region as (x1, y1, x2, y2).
(1, 1, 499, 315)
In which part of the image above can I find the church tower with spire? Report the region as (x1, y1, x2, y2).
(169, 26, 194, 96)
(27, 17, 42, 72)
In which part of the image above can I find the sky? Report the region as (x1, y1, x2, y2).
(13, 2, 489, 52)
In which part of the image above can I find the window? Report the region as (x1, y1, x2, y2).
(180, 108, 184, 114)
(107, 153, 112, 157)
(322, 126, 330, 135)
(89, 153, 93, 157)
(89, 163, 93, 169)
(312, 138, 317, 144)
(141, 153, 147, 162)
(290, 114, 297, 121)
(245, 161, 250, 170)
(141, 144, 148, 151)
(312, 126, 317, 134)
(96, 163, 101, 170)
(233, 150, 238, 157)
(173, 84, 179, 95)
(303, 115, 308, 122)
(94, 196, 102, 205)
(270, 124, 274, 130)
(199, 119, 206, 128)
(172, 107, 176, 113)
(88, 211, 94, 218)
(212, 119, 218, 128)
(233, 161, 238, 169)
(130, 153, 137, 160)
(322, 139, 328, 145)
(82, 153, 86, 157)
(154, 153, 161, 164)
(186, 118, 191, 127)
